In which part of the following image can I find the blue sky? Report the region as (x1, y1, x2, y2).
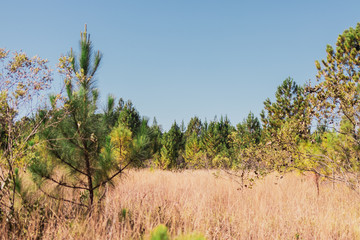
(1, 1, 360, 130)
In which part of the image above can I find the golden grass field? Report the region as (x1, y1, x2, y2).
(2, 169, 360, 239)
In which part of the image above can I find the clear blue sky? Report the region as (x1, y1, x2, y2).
(1, 1, 360, 130)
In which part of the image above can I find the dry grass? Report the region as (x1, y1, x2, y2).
(2, 169, 360, 239)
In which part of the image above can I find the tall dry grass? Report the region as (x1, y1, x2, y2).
(2, 169, 360, 239)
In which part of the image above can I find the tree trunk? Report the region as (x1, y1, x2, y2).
(84, 151, 93, 209)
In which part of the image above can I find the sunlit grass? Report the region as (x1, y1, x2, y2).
(2, 169, 360, 239)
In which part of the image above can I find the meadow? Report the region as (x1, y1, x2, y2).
(3, 170, 359, 239)
(3, 22, 360, 240)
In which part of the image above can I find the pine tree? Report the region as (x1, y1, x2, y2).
(310, 23, 360, 139)
(304, 23, 360, 189)
(117, 98, 141, 135)
(149, 117, 162, 158)
(158, 122, 183, 169)
(235, 112, 262, 148)
(184, 116, 202, 139)
(183, 132, 206, 168)
(261, 77, 309, 139)
(30, 26, 124, 210)
(201, 116, 234, 167)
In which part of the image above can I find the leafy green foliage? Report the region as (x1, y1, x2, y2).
(150, 224, 169, 240)
(303, 23, 360, 188)
(0, 48, 52, 221)
(149, 224, 206, 240)
(310, 23, 360, 134)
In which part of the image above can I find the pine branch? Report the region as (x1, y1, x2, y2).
(38, 186, 87, 208)
(92, 161, 131, 191)
(51, 150, 88, 176)
(43, 175, 88, 190)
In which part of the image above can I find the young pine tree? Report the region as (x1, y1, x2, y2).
(31, 26, 124, 210)
(158, 122, 184, 169)
(261, 77, 310, 140)
(235, 112, 262, 148)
